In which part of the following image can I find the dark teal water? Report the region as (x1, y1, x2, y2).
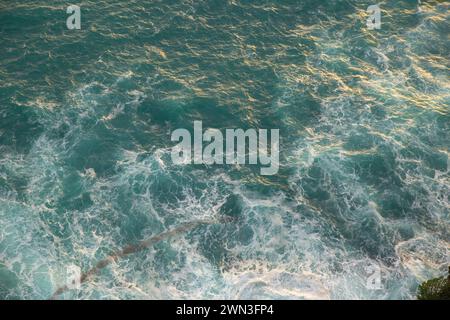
(0, 0, 449, 299)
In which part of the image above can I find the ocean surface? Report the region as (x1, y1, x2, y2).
(0, 0, 449, 299)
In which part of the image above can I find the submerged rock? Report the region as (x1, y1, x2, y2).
(417, 267, 450, 300)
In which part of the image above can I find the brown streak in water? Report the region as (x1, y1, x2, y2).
(50, 218, 233, 300)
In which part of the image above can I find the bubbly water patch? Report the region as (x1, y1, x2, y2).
(0, 200, 59, 299)
(224, 264, 330, 300)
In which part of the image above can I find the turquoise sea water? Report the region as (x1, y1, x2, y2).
(0, 0, 449, 299)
